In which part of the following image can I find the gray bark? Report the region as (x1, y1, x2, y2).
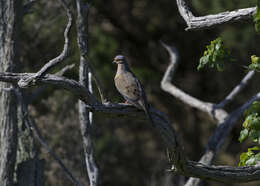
(176, 0, 256, 30)
(0, 0, 22, 186)
(77, 1, 99, 185)
(16, 90, 45, 186)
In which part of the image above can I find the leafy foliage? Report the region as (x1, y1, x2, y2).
(254, 0, 260, 35)
(239, 101, 260, 166)
(248, 55, 260, 71)
(197, 37, 233, 71)
(239, 146, 260, 166)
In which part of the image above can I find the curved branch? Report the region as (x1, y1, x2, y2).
(176, 0, 256, 30)
(161, 42, 228, 123)
(18, 0, 73, 88)
(0, 72, 97, 104)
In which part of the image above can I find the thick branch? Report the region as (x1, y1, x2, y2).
(176, 0, 256, 30)
(0, 72, 97, 104)
(161, 42, 228, 123)
(24, 64, 75, 105)
(18, 0, 73, 88)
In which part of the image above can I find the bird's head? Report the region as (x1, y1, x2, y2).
(113, 55, 126, 65)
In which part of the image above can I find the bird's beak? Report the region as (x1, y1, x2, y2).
(112, 60, 116, 64)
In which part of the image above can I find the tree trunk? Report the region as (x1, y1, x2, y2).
(16, 90, 45, 186)
(0, 0, 22, 186)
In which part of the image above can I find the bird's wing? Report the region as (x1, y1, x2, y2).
(115, 71, 141, 102)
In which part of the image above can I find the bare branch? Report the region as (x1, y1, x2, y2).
(15, 89, 84, 186)
(55, 64, 75, 76)
(0, 72, 97, 104)
(76, 1, 107, 103)
(78, 60, 99, 186)
(176, 0, 256, 30)
(76, 1, 99, 185)
(214, 71, 255, 109)
(18, 0, 73, 88)
(161, 42, 228, 123)
(24, 64, 75, 104)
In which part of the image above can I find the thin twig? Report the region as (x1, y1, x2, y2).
(55, 64, 75, 76)
(18, 0, 73, 88)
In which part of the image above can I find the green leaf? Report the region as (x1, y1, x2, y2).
(250, 117, 260, 130)
(239, 146, 260, 166)
(251, 55, 260, 64)
(248, 55, 260, 71)
(239, 129, 249, 142)
(245, 156, 256, 165)
(245, 101, 260, 117)
(239, 152, 249, 166)
(254, 0, 260, 35)
(243, 113, 260, 130)
(248, 130, 260, 143)
(248, 146, 260, 152)
(197, 37, 233, 71)
(255, 152, 260, 161)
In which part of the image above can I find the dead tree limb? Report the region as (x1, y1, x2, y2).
(76, 1, 99, 185)
(18, 0, 73, 88)
(176, 0, 256, 30)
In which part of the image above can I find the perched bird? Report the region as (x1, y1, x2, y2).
(113, 55, 155, 126)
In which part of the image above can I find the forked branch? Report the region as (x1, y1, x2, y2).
(18, 0, 73, 88)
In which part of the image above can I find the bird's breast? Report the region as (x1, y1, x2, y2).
(114, 72, 140, 101)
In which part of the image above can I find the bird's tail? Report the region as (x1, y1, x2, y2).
(143, 104, 156, 127)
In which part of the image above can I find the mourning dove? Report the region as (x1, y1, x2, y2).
(113, 55, 155, 126)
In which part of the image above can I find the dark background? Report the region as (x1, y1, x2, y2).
(21, 0, 260, 185)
